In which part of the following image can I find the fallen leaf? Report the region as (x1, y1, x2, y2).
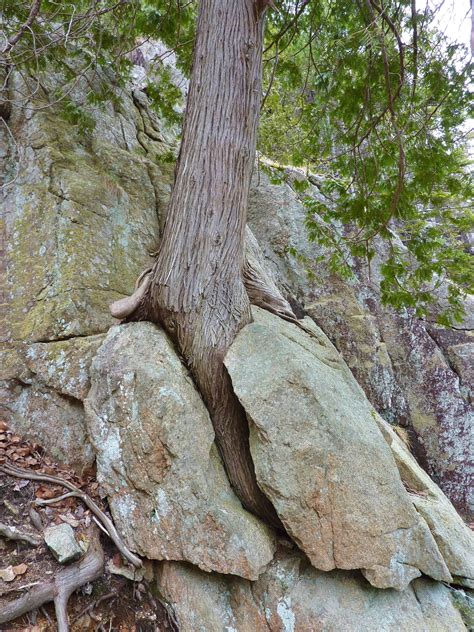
(0, 421, 8, 431)
(12, 563, 28, 576)
(15, 446, 32, 456)
(0, 566, 16, 582)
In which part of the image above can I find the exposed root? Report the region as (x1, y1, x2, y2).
(110, 271, 152, 319)
(244, 227, 297, 320)
(244, 227, 321, 341)
(0, 463, 142, 568)
(135, 267, 153, 289)
(0, 521, 42, 547)
(0, 526, 104, 630)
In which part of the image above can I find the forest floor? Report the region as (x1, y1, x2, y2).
(0, 422, 176, 631)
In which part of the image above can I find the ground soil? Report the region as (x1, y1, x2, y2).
(0, 422, 176, 631)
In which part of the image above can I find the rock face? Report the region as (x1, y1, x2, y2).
(0, 337, 103, 472)
(156, 549, 467, 632)
(376, 418, 474, 589)
(248, 171, 473, 518)
(85, 322, 276, 580)
(0, 78, 172, 344)
(225, 307, 474, 590)
(1, 53, 472, 628)
(0, 69, 174, 470)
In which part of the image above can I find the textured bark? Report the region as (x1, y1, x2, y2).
(129, 0, 280, 525)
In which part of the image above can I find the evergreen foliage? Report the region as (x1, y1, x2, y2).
(1, 0, 472, 322)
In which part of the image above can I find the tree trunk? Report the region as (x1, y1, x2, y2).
(126, 0, 280, 526)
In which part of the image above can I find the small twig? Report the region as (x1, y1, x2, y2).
(0, 521, 42, 547)
(71, 591, 115, 625)
(1, 463, 142, 568)
(40, 605, 52, 627)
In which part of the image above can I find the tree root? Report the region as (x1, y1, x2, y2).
(0, 522, 42, 547)
(110, 271, 152, 319)
(0, 463, 142, 568)
(0, 526, 104, 631)
(244, 227, 322, 340)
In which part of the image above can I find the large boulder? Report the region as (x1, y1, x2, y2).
(225, 307, 473, 590)
(85, 322, 276, 580)
(156, 549, 467, 632)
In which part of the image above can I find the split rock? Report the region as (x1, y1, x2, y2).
(85, 322, 276, 580)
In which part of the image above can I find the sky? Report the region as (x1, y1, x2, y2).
(431, 0, 472, 50)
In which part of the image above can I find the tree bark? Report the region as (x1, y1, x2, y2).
(128, 0, 280, 526)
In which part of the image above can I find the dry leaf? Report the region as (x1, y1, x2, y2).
(59, 513, 80, 528)
(12, 563, 28, 576)
(13, 479, 30, 491)
(0, 421, 8, 431)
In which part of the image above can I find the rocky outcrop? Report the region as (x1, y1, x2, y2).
(156, 549, 467, 632)
(85, 322, 276, 580)
(1, 54, 472, 629)
(248, 171, 474, 518)
(225, 307, 474, 590)
(0, 76, 172, 344)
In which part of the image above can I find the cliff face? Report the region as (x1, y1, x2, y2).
(1, 63, 473, 630)
(247, 173, 474, 520)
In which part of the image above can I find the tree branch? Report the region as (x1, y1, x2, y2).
(3, 0, 42, 55)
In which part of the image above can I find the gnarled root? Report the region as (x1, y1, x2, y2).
(0, 522, 41, 547)
(110, 271, 152, 320)
(243, 227, 296, 319)
(0, 527, 104, 631)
